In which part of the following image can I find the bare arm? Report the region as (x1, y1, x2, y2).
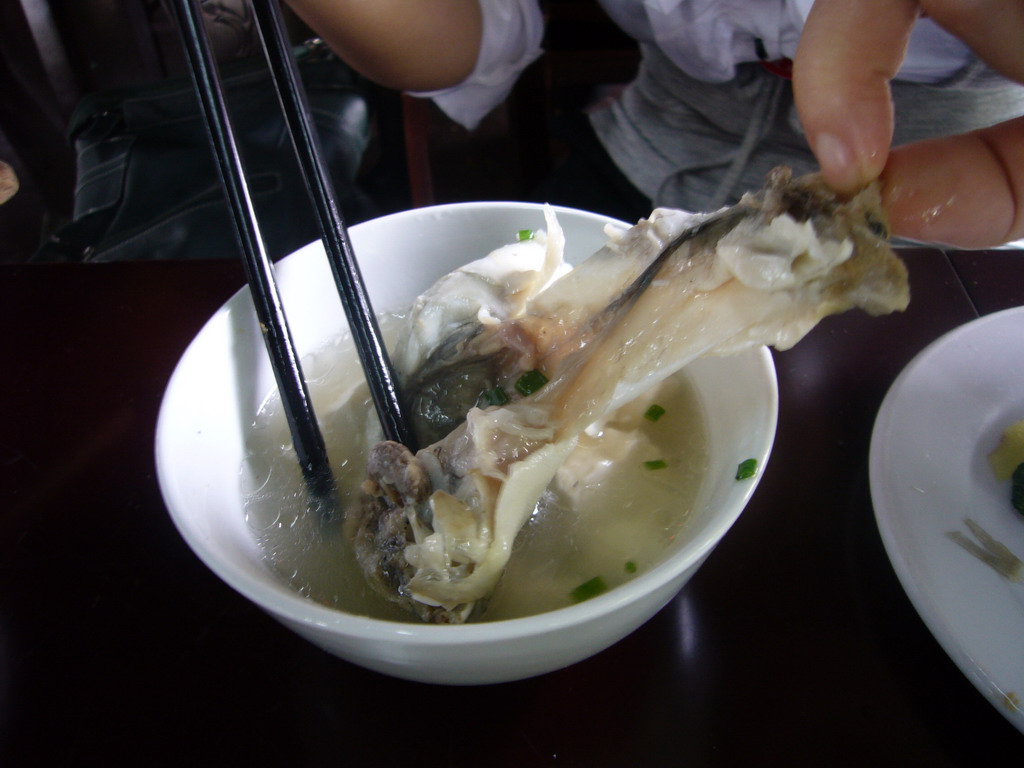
(793, 0, 1024, 246)
(286, 0, 483, 92)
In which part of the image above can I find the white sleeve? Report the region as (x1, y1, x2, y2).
(408, 0, 545, 129)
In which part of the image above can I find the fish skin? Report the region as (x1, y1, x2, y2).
(355, 167, 909, 623)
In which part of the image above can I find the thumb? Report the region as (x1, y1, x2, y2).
(793, 0, 918, 193)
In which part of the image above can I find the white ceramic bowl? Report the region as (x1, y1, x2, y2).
(156, 202, 777, 685)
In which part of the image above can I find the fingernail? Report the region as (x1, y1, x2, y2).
(813, 132, 858, 191)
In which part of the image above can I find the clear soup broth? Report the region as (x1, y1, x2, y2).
(242, 329, 708, 623)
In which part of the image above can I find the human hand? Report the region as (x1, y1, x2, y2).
(793, 0, 1024, 246)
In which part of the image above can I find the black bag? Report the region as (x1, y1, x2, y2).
(36, 42, 373, 262)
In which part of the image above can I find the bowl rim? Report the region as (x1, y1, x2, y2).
(156, 200, 779, 644)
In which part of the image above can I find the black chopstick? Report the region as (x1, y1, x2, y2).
(172, 0, 335, 500)
(250, 0, 417, 451)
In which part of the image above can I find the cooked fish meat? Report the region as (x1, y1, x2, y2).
(355, 167, 909, 623)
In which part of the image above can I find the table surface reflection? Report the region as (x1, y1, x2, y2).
(2, 248, 1023, 765)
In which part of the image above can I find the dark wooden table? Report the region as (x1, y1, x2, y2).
(2, 248, 1022, 765)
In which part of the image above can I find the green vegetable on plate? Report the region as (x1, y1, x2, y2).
(1012, 463, 1024, 514)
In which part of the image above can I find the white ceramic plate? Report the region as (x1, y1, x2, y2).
(870, 306, 1024, 733)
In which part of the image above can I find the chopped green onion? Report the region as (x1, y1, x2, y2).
(735, 458, 758, 480)
(481, 386, 509, 406)
(515, 369, 548, 396)
(517, 229, 535, 241)
(643, 459, 668, 470)
(625, 560, 637, 574)
(570, 576, 608, 603)
(644, 404, 666, 422)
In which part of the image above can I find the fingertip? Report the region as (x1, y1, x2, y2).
(810, 132, 860, 194)
(808, 130, 887, 196)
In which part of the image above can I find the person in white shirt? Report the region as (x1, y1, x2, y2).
(286, 0, 1024, 247)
